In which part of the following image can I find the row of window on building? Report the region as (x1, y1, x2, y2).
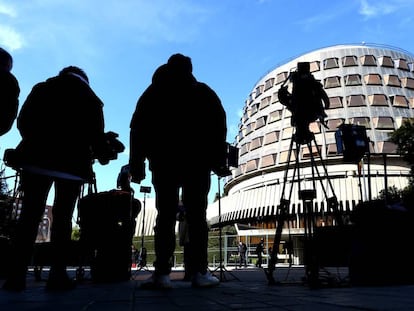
(233, 138, 396, 177)
(251, 54, 414, 99)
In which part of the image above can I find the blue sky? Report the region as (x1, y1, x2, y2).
(1, 0, 414, 205)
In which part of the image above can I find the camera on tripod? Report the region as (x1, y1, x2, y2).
(277, 62, 330, 144)
(335, 124, 369, 164)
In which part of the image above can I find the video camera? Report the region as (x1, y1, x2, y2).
(92, 131, 125, 165)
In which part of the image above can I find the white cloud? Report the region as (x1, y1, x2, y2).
(0, 2, 22, 50)
(0, 2, 17, 17)
(0, 25, 23, 51)
(358, 0, 412, 18)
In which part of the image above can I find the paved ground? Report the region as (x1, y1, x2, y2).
(1, 265, 414, 310)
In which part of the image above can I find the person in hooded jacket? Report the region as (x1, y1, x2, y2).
(129, 54, 228, 289)
(3, 66, 107, 292)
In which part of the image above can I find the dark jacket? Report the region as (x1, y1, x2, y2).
(0, 71, 20, 136)
(130, 70, 227, 178)
(15, 73, 105, 181)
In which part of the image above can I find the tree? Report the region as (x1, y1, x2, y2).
(389, 118, 414, 173)
(389, 118, 414, 209)
(0, 167, 11, 196)
(0, 167, 15, 237)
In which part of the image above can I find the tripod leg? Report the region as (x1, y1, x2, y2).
(212, 176, 240, 282)
(265, 136, 299, 285)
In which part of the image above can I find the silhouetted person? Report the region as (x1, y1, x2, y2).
(129, 53, 227, 289)
(255, 238, 264, 268)
(117, 164, 134, 193)
(131, 244, 139, 267)
(116, 164, 141, 241)
(238, 241, 247, 268)
(3, 66, 109, 292)
(0, 47, 20, 137)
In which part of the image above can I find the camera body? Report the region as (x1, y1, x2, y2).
(214, 143, 239, 177)
(93, 131, 125, 165)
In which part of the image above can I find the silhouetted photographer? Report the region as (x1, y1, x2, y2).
(3, 66, 122, 292)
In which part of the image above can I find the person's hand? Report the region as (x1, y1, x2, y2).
(129, 162, 145, 183)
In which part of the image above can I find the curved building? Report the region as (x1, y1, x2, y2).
(207, 44, 413, 262)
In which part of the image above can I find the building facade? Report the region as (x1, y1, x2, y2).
(207, 44, 414, 264)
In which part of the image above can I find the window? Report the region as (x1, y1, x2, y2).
(360, 55, 377, 66)
(377, 141, 397, 153)
(384, 75, 401, 87)
(259, 96, 271, 110)
(372, 117, 394, 129)
(309, 122, 320, 134)
(279, 149, 296, 163)
(328, 96, 343, 109)
(264, 78, 275, 91)
(264, 131, 279, 145)
(309, 61, 321, 72)
(326, 118, 344, 131)
(345, 74, 362, 86)
(271, 92, 279, 104)
(239, 143, 249, 156)
(238, 129, 245, 140)
(250, 103, 259, 116)
(247, 93, 254, 105)
(378, 56, 394, 68)
(260, 154, 276, 168)
(324, 76, 341, 88)
(395, 58, 410, 71)
(390, 95, 408, 107)
(242, 111, 249, 123)
(255, 116, 267, 129)
(255, 85, 264, 98)
(347, 95, 366, 107)
(245, 121, 256, 134)
(250, 136, 264, 150)
(268, 110, 282, 123)
(364, 74, 382, 85)
(323, 57, 339, 69)
(349, 117, 370, 128)
(302, 144, 320, 159)
(282, 127, 294, 140)
(275, 72, 289, 84)
(401, 77, 414, 89)
(342, 55, 358, 67)
(368, 94, 388, 106)
(245, 158, 259, 172)
(410, 97, 414, 108)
